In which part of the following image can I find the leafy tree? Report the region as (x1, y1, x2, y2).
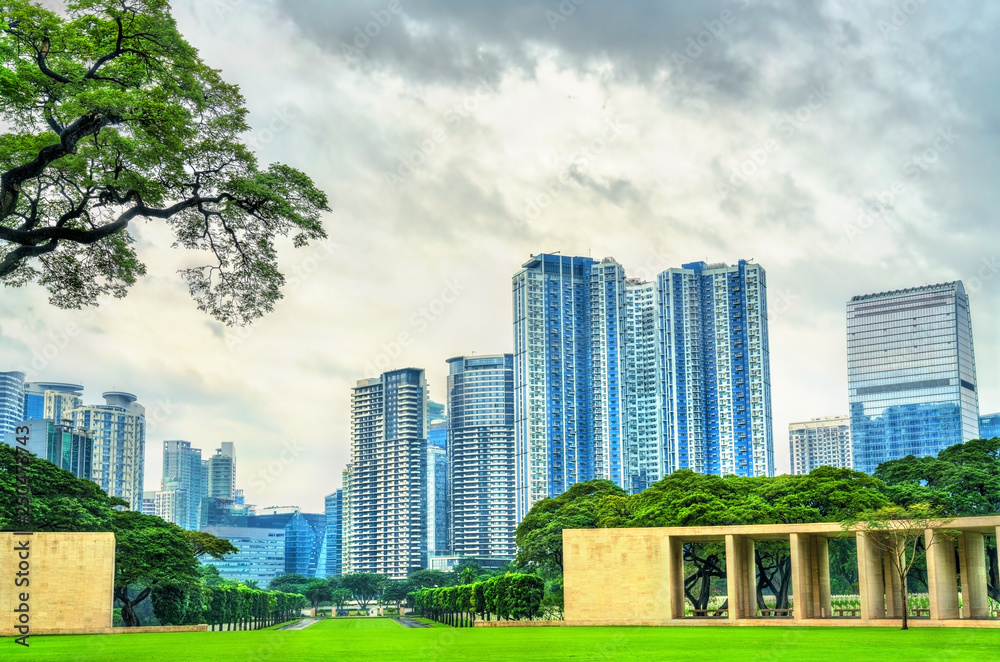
(843, 504, 955, 630)
(302, 578, 331, 610)
(330, 587, 352, 615)
(185, 530, 238, 560)
(267, 573, 312, 595)
(112, 510, 199, 626)
(0, 0, 329, 325)
(340, 572, 386, 612)
(381, 580, 409, 611)
(406, 569, 453, 591)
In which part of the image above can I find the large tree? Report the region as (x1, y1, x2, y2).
(340, 572, 386, 612)
(0, 0, 329, 325)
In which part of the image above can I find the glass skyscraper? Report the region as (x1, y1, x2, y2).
(848, 282, 980, 474)
(324, 489, 344, 577)
(0, 371, 25, 434)
(513, 254, 773, 517)
(348, 368, 427, 580)
(158, 440, 207, 530)
(2, 418, 93, 479)
(447, 354, 516, 560)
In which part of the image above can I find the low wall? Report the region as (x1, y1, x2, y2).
(33, 624, 209, 635)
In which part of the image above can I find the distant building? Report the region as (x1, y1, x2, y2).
(200, 526, 286, 588)
(427, 444, 449, 558)
(788, 416, 852, 474)
(141, 491, 156, 516)
(447, 354, 516, 560)
(0, 371, 25, 434)
(158, 440, 207, 530)
(347, 368, 428, 580)
(23, 382, 84, 424)
(341, 465, 353, 574)
(428, 555, 511, 573)
(208, 442, 236, 499)
(848, 282, 980, 474)
(980, 413, 1000, 440)
(2, 418, 93, 479)
(324, 490, 344, 577)
(67, 391, 145, 510)
(155, 481, 190, 527)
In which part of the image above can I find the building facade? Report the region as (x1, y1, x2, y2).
(158, 440, 207, 530)
(446, 354, 517, 560)
(21, 382, 85, 424)
(208, 442, 236, 499)
(848, 282, 980, 475)
(347, 368, 427, 580)
(67, 391, 145, 511)
(0, 371, 25, 434)
(513, 254, 774, 517)
(341, 465, 353, 573)
(980, 413, 1000, 440)
(427, 444, 449, 559)
(200, 526, 286, 587)
(2, 418, 93, 479)
(324, 489, 344, 577)
(788, 416, 852, 474)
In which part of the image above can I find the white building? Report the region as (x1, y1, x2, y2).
(789, 416, 853, 474)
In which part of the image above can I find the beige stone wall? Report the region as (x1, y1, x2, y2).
(1, 532, 115, 636)
(564, 528, 670, 624)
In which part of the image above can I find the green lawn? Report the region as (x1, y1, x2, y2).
(5, 618, 998, 661)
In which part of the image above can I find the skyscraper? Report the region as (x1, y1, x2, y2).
(67, 391, 145, 511)
(981, 413, 1000, 440)
(447, 354, 516, 560)
(427, 444, 449, 559)
(208, 442, 236, 499)
(848, 282, 980, 474)
(347, 368, 427, 580)
(513, 254, 774, 517)
(158, 440, 207, 530)
(22, 382, 85, 424)
(0, 371, 25, 434)
(788, 416, 852, 474)
(2, 418, 93, 479)
(341, 465, 353, 573)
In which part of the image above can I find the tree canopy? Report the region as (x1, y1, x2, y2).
(0, 0, 329, 324)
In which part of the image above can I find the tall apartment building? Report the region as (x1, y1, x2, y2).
(157, 440, 208, 530)
(447, 354, 516, 560)
(0, 371, 25, 434)
(980, 413, 1000, 440)
(208, 442, 236, 499)
(2, 418, 93, 479)
(67, 391, 146, 510)
(848, 282, 980, 474)
(141, 491, 156, 515)
(347, 368, 427, 580)
(788, 416, 852, 474)
(513, 254, 773, 517)
(324, 489, 344, 577)
(341, 465, 353, 573)
(21, 381, 84, 424)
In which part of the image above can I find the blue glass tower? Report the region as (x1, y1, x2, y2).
(848, 282, 980, 474)
(324, 490, 344, 576)
(0, 371, 25, 434)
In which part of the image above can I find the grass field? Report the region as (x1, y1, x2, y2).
(5, 618, 999, 661)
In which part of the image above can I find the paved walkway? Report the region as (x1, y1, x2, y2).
(393, 616, 431, 628)
(277, 618, 319, 630)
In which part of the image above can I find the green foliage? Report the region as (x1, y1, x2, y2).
(267, 573, 313, 595)
(302, 578, 332, 609)
(185, 530, 239, 560)
(0, 0, 329, 324)
(414, 573, 545, 625)
(340, 572, 387, 611)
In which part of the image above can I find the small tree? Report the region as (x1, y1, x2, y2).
(330, 588, 352, 616)
(302, 579, 332, 611)
(340, 572, 386, 613)
(844, 504, 955, 630)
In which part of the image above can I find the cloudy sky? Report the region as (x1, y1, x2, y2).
(2, 0, 998, 512)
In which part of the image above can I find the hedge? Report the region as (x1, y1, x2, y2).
(411, 573, 544, 627)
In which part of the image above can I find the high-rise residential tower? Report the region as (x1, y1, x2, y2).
(447, 354, 516, 560)
(22, 381, 83, 424)
(208, 442, 236, 499)
(0, 371, 25, 434)
(347, 368, 427, 580)
(788, 416, 852, 474)
(848, 282, 980, 474)
(158, 440, 207, 530)
(67, 391, 145, 510)
(513, 254, 774, 517)
(2, 418, 93, 479)
(981, 413, 1000, 440)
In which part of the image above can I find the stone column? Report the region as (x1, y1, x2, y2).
(812, 535, 832, 618)
(957, 532, 988, 619)
(926, 529, 959, 620)
(789, 533, 814, 620)
(856, 532, 885, 621)
(726, 534, 755, 620)
(665, 535, 686, 620)
(882, 537, 904, 619)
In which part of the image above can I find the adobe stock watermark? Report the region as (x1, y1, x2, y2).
(245, 104, 298, 151)
(671, 0, 751, 73)
(383, 79, 499, 190)
(718, 84, 831, 198)
(363, 277, 466, 376)
(226, 240, 339, 350)
(248, 440, 305, 493)
(877, 0, 929, 39)
(843, 126, 958, 241)
(965, 255, 999, 295)
(340, 0, 411, 62)
(513, 117, 626, 229)
(144, 399, 175, 436)
(545, 0, 587, 31)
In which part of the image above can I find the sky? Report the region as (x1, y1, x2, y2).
(2, 0, 998, 513)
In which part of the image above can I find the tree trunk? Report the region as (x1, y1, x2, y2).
(901, 581, 909, 630)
